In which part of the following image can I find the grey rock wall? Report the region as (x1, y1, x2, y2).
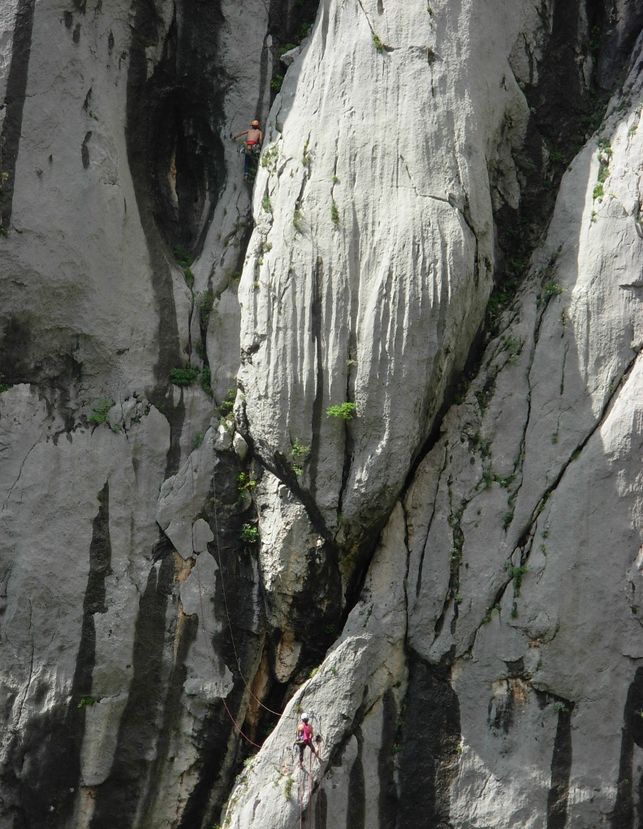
(0, 0, 641, 828)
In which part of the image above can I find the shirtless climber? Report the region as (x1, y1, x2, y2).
(232, 119, 263, 180)
(295, 712, 320, 768)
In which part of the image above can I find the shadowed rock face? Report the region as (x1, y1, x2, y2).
(1, 1, 642, 828)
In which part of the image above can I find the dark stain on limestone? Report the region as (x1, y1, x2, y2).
(610, 667, 643, 828)
(0, 483, 112, 828)
(123, 0, 184, 431)
(546, 701, 573, 829)
(126, 0, 227, 257)
(81, 131, 92, 169)
(0, 0, 36, 229)
(314, 788, 328, 829)
(90, 555, 175, 829)
(397, 652, 461, 829)
(378, 690, 399, 828)
(347, 728, 366, 829)
(178, 453, 266, 828)
(139, 610, 198, 821)
(73, 22, 81, 43)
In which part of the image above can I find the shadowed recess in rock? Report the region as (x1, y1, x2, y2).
(0, 482, 112, 828)
(377, 690, 398, 827)
(611, 667, 643, 828)
(397, 653, 461, 829)
(0, 0, 36, 229)
(346, 728, 365, 829)
(546, 701, 573, 829)
(90, 554, 175, 829)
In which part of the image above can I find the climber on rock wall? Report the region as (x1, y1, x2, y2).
(232, 119, 263, 180)
(295, 712, 320, 768)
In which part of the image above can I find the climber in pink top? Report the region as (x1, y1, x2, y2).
(295, 712, 320, 767)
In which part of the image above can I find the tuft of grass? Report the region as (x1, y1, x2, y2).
(372, 33, 385, 52)
(542, 281, 564, 303)
(330, 200, 339, 226)
(592, 183, 604, 201)
(183, 267, 194, 290)
(284, 775, 294, 800)
(88, 398, 114, 425)
(170, 366, 200, 387)
(262, 194, 272, 213)
(326, 401, 357, 420)
(192, 432, 204, 449)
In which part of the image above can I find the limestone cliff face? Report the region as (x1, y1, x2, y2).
(1, 1, 642, 828)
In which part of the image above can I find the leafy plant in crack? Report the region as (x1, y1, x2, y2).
(538, 281, 563, 307)
(372, 33, 385, 52)
(330, 199, 340, 226)
(88, 398, 114, 425)
(198, 290, 214, 329)
(183, 267, 194, 290)
(200, 366, 213, 397)
(326, 401, 357, 420)
(218, 387, 236, 417)
(506, 563, 528, 596)
(170, 366, 199, 387)
(237, 472, 257, 493)
(240, 523, 259, 544)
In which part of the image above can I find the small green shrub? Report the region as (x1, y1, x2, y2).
(88, 398, 114, 425)
(293, 208, 304, 233)
(290, 439, 309, 460)
(506, 563, 528, 595)
(198, 290, 214, 329)
(0, 383, 10, 393)
(173, 245, 192, 268)
(262, 194, 272, 213)
(237, 472, 257, 492)
(271, 74, 284, 93)
(183, 267, 194, 289)
(192, 432, 204, 449)
(372, 33, 385, 52)
(200, 366, 213, 397)
(592, 183, 604, 200)
(77, 695, 97, 709)
(218, 387, 236, 416)
(542, 281, 563, 302)
(170, 366, 199, 387)
(326, 401, 357, 420)
(240, 523, 259, 544)
(330, 200, 339, 226)
(260, 144, 279, 173)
